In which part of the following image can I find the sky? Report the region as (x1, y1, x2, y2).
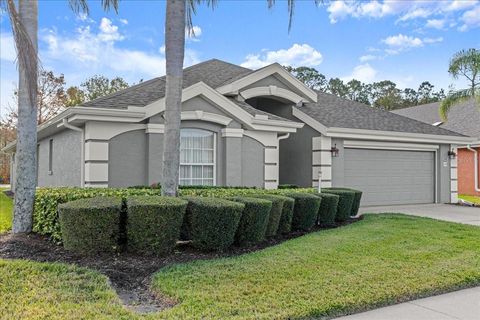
(1, 0, 480, 117)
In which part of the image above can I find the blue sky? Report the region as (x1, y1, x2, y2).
(1, 0, 480, 116)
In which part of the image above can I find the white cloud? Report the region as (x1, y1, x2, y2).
(425, 18, 446, 29)
(326, 0, 480, 26)
(0, 33, 16, 62)
(342, 63, 378, 83)
(359, 54, 378, 62)
(186, 25, 202, 41)
(423, 37, 443, 44)
(459, 5, 480, 31)
(119, 18, 128, 25)
(41, 18, 200, 81)
(383, 34, 423, 48)
(241, 44, 323, 69)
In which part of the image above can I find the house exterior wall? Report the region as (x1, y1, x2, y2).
(457, 147, 480, 196)
(37, 129, 81, 187)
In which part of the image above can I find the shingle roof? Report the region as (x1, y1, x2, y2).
(297, 92, 464, 137)
(82, 59, 252, 109)
(392, 99, 480, 138)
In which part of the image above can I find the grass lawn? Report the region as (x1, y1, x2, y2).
(459, 194, 480, 205)
(1, 214, 480, 319)
(0, 188, 13, 233)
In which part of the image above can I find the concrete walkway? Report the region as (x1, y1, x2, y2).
(336, 286, 480, 320)
(335, 204, 480, 319)
(360, 203, 480, 226)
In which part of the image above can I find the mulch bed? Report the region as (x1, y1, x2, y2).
(0, 217, 362, 313)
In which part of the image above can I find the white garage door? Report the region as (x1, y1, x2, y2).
(344, 148, 435, 206)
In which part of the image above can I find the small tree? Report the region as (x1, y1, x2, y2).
(440, 48, 480, 119)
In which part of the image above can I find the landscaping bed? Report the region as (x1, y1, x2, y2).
(1, 214, 479, 319)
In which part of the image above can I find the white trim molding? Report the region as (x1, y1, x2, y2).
(221, 128, 244, 138)
(181, 110, 233, 126)
(146, 123, 165, 134)
(343, 140, 440, 151)
(217, 63, 318, 102)
(240, 86, 305, 104)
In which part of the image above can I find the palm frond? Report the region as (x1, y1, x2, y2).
(6, 0, 39, 106)
(186, 0, 216, 37)
(68, 0, 119, 16)
(267, 0, 323, 32)
(439, 88, 476, 120)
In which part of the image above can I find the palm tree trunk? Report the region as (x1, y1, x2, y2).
(161, 0, 185, 197)
(13, 0, 38, 233)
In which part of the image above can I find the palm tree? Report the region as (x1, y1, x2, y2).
(161, 0, 321, 196)
(440, 48, 480, 120)
(3, 0, 118, 233)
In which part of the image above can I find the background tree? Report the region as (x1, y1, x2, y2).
(345, 79, 370, 104)
(79, 75, 129, 101)
(440, 48, 480, 119)
(284, 66, 327, 91)
(371, 81, 403, 110)
(328, 78, 349, 98)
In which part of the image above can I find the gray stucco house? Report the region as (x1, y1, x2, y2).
(3, 59, 473, 206)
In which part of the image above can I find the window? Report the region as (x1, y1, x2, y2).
(48, 139, 53, 174)
(179, 129, 215, 186)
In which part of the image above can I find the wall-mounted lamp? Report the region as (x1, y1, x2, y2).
(331, 144, 339, 157)
(448, 150, 457, 159)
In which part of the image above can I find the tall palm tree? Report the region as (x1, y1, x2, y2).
(161, 0, 321, 196)
(4, 0, 118, 233)
(440, 48, 480, 120)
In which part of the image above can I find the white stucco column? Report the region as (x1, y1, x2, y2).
(450, 145, 458, 203)
(312, 135, 332, 188)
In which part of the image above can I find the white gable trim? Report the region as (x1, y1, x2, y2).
(292, 107, 328, 134)
(181, 110, 233, 126)
(217, 63, 318, 102)
(240, 86, 305, 104)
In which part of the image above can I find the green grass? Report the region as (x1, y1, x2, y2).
(153, 214, 480, 319)
(459, 194, 480, 205)
(0, 188, 13, 233)
(1, 214, 480, 319)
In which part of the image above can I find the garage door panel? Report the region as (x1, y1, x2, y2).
(344, 148, 435, 206)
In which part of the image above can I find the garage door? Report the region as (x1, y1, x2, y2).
(344, 148, 435, 206)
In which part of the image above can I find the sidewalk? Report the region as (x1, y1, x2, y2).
(336, 286, 480, 320)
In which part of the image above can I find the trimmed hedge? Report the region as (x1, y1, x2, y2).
(34, 187, 162, 243)
(248, 194, 285, 237)
(277, 196, 295, 234)
(58, 197, 122, 253)
(317, 193, 340, 226)
(324, 187, 362, 216)
(182, 197, 244, 251)
(229, 197, 272, 246)
(126, 196, 188, 255)
(283, 192, 321, 231)
(278, 184, 299, 189)
(322, 189, 355, 222)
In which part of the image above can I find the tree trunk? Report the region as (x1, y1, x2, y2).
(13, 0, 38, 233)
(161, 0, 185, 197)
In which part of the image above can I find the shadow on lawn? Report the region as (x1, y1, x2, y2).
(0, 217, 361, 313)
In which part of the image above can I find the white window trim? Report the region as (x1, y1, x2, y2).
(179, 129, 217, 186)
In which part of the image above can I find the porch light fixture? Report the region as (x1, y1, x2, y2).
(330, 144, 339, 157)
(448, 150, 457, 159)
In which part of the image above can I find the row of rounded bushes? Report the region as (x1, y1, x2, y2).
(34, 186, 361, 245)
(57, 187, 362, 254)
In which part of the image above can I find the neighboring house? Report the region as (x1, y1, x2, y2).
(2, 59, 473, 206)
(393, 100, 480, 197)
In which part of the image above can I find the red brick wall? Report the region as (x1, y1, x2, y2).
(457, 147, 480, 196)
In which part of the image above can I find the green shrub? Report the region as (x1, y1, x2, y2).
(317, 193, 340, 226)
(182, 197, 244, 251)
(277, 196, 295, 234)
(278, 184, 299, 189)
(228, 197, 272, 246)
(34, 187, 162, 243)
(58, 197, 122, 253)
(324, 187, 362, 216)
(126, 196, 188, 255)
(283, 193, 321, 231)
(248, 194, 286, 237)
(321, 189, 355, 222)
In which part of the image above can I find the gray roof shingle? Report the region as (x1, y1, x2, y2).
(392, 99, 480, 138)
(297, 92, 464, 137)
(82, 59, 252, 109)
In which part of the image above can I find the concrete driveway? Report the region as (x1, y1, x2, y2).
(359, 203, 480, 226)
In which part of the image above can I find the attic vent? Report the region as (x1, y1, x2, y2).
(432, 121, 443, 126)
